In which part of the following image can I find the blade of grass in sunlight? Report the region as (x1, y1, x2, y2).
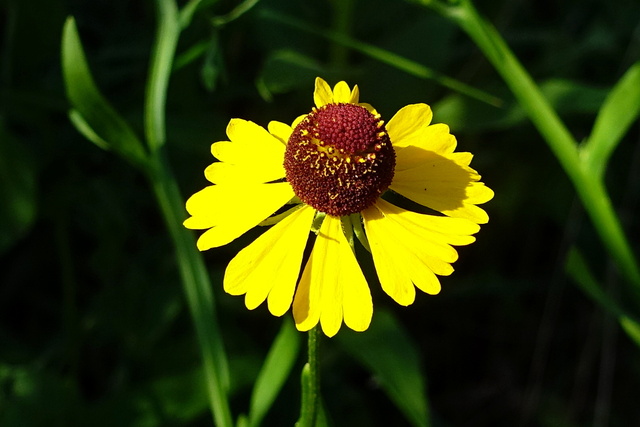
(259, 9, 502, 108)
(566, 248, 640, 349)
(583, 61, 640, 179)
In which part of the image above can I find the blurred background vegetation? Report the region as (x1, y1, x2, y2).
(2, 0, 640, 425)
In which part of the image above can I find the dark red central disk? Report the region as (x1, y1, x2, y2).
(284, 103, 395, 217)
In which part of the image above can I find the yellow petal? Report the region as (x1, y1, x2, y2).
(208, 119, 286, 184)
(395, 124, 457, 170)
(349, 84, 360, 104)
(293, 215, 372, 337)
(268, 120, 293, 144)
(333, 81, 352, 103)
(214, 119, 285, 163)
(184, 182, 295, 249)
(362, 206, 416, 305)
(386, 104, 433, 150)
(314, 77, 333, 108)
(358, 103, 379, 116)
(362, 200, 478, 304)
(205, 162, 285, 185)
(224, 205, 315, 316)
(391, 150, 492, 224)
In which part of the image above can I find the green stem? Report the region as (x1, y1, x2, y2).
(143, 1, 233, 424)
(431, 0, 640, 290)
(298, 326, 320, 427)
(147, 155, 233, 427)
(145, 0, 180, 152)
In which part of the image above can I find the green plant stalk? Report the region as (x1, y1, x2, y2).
(145, 1, 232, 425)
(297, 326, 320, 427)
(436, 0, 640, 289)
(148, 154, 233, 427)
(145, 0, 180, 152)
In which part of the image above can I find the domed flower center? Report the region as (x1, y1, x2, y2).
(284, 103, 395, 217)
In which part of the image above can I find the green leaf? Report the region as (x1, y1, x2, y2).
(248, 319, 301, 427)
(566, 248, 640, 349)
(337, 310, 430, 427)
(620, 316, 640, 348)
(61, 17, 147, 168)
(583, 61, 640, 179)
(68, 109, 110, 150)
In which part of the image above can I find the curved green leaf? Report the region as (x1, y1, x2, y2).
(583, 62, 640, 179)
(61, 17, 147, 168)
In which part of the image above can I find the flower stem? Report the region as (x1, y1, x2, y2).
(297, 326, 320, 427)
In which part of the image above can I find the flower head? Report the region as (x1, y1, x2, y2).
(184, 77, 494, 337)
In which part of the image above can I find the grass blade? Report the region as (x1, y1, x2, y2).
(583, 61, 640, 179)
(248, 319, 301, 427)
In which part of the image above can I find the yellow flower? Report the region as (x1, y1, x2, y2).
(184, 77, 493, 337)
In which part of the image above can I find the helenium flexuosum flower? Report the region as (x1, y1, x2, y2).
(184, 77, 493, 337)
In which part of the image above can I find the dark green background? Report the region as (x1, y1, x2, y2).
(2, 0, 639, 425)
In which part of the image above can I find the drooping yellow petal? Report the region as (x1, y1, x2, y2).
(314, 77, 333, 108)
(207, 119, 286, 184)
(224, 205, 315, 316)
(293, 215, 372, 337)
(391, 150, 493, 224)
(184, 182, 295, 249)
(363, 199, 479, 305)
(386, 104, 433, 150)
